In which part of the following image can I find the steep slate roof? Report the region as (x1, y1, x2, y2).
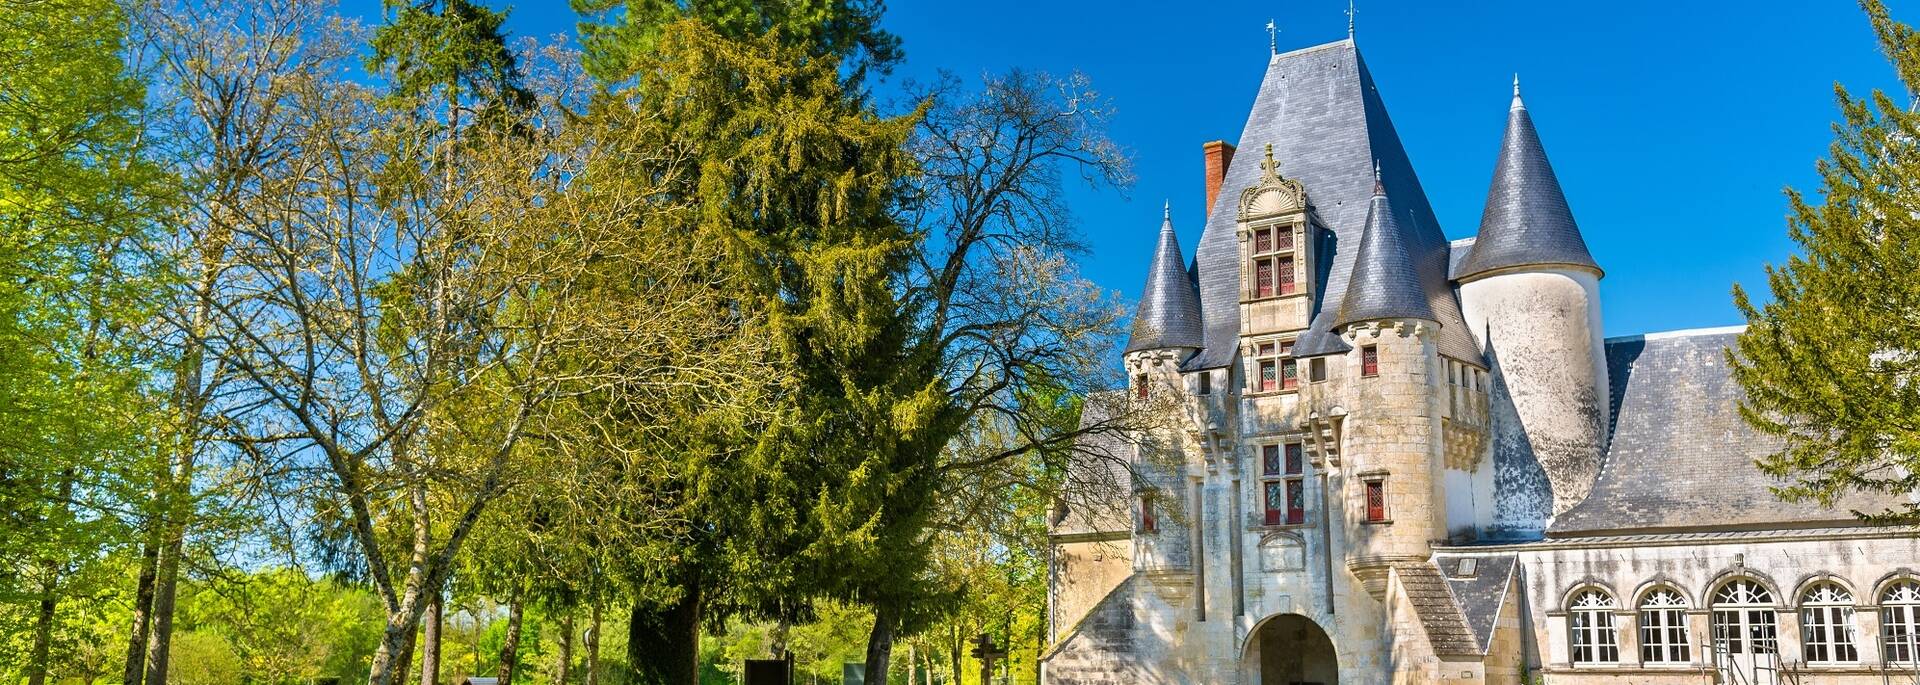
(1334, 173, 1437, 328)
(1394, 562, 1479, 656)
(1124, 205, 1205, 353)
(1433, 554, 1516, 654)
(1187, 39, 1478, 368)
(1454, 79, 1600, 281)
(1549, 328, 1902, 536)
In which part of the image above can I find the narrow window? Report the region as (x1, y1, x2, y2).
(1278, 255, 1297, 295)
(1361, 345, 1379, 377)
(1309, 357, 1327, 382)
(1262, 481, 1285, 526)
(1882, 581, 1920, 663)
(1639, 589, 1692, 663)
(1136, 373, 1148, 399)
(1260, 443, 1306, 525)
(1255, 258, 1274, 298)
(1197, 371, 1211, 395)
(1280, 341, 1298, 390)
(1364, 480, 1386, 522)
(1569, 590, 1621, 664)
(1139, 494, 1156, 533)
(1800, 582, 1859, 664)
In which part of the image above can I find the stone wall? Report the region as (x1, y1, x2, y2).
(1458, 268, 1607, 536)
(1463, 530, 1920, 684)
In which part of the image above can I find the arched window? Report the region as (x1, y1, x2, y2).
(1881, 581, 1920, 663)
(1799, 582, 1858, 663)
(1639, 588, 1691, 664)
(1711, 580, 1778, 661)
(1569, 589, 1620, 664)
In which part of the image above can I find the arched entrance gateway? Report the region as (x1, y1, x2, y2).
(1242, 614, 1338, 685)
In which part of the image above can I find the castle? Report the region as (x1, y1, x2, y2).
(1041, 37, 1920, 685)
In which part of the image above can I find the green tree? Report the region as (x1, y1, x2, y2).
(0, 0, 163, 682)
(1732, 0, 1920, 524)
(571, 0, 901, 83)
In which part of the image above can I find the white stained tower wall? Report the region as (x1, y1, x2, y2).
(1457, 268, 1607, 536)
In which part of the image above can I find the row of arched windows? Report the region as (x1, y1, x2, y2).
(1566, 578, 1920, 666)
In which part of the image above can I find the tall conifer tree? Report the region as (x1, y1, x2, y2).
(1733, 0, 1920, 523)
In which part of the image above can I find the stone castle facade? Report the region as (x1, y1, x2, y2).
(1041, 38, 1920, 685)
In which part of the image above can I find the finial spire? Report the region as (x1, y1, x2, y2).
(1511, 73, 1525, 110)
(1163, 199, 1171, 221)
(1347, 0, 1356, 38)
(1372, 159, 1384, 195)
(1266, 19, 1278, 55)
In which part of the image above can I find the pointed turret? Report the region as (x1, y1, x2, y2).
(1124, 202, 1204, 353)
(1454, 75, 1600, 281)
(1334, 168, 1436, 329)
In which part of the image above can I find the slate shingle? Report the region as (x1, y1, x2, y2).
(1549, 329, 1901, 536)
(1184, 40, 1480, 369)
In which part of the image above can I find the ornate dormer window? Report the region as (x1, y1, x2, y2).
(1237, 145, 1314, 310)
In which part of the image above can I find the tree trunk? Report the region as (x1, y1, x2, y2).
(905, 641, 917, 685)
(585, 601, 602, 685)
(556, 606, 574, 685)
(626, 577, 701, 685)
(863, 600, 902, 685)
(421, 595, 443, 685)
(394, 624, 417, 685)
(28, 577, 57, 685)
(948, 625, 962, 685)
(499, 589, 526, 685)
(142, 531, 183, 685)
(369, 606, 420, 685)
(122, 537, 158, 685)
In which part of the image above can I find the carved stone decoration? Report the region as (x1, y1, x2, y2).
(1239, 143, 1309, 221)
(1258, 533, 1306, 572)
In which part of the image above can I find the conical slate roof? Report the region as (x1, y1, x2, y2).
(1455, 77, 1600, 281)
(1124, 203, 1204, 353)
(1335, 170, 1437, 328)
(1185, 39, 1481, 367)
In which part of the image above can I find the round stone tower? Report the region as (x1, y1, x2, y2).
(1122, 203, 1203, 582)
(1455, 77, 1608, 536)
(1333, 171, 1447, 596)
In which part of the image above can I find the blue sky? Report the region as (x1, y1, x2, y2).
(352, 0, 1905, 338)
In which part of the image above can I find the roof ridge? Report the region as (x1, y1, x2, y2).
(1603, 325, 1748, 343)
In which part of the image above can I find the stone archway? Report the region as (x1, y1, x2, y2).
(1243, 614, 1338, 685)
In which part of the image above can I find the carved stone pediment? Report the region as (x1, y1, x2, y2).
(1239, 144, 1308, 221)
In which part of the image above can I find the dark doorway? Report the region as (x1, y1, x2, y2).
(1248, 614, 1337, 685)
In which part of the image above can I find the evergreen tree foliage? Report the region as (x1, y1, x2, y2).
(1733, 0, 1920, 524)
(570, 0, 901, 83)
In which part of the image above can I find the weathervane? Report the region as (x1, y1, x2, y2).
(1346, 0, 1356, 38)
(1266, 19, 1278, 55)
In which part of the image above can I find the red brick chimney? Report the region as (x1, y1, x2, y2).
(1203, 140, 1236, 217)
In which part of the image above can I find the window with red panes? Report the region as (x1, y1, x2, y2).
(1261, 443, 1306, 525)
(1139, 493, 1156, 532)
(1364, 480, 1387, 522)
(1250, 224, 1295, 300)
(1361, 345, 1379, 377)
(1253, 341, 1296, 393)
